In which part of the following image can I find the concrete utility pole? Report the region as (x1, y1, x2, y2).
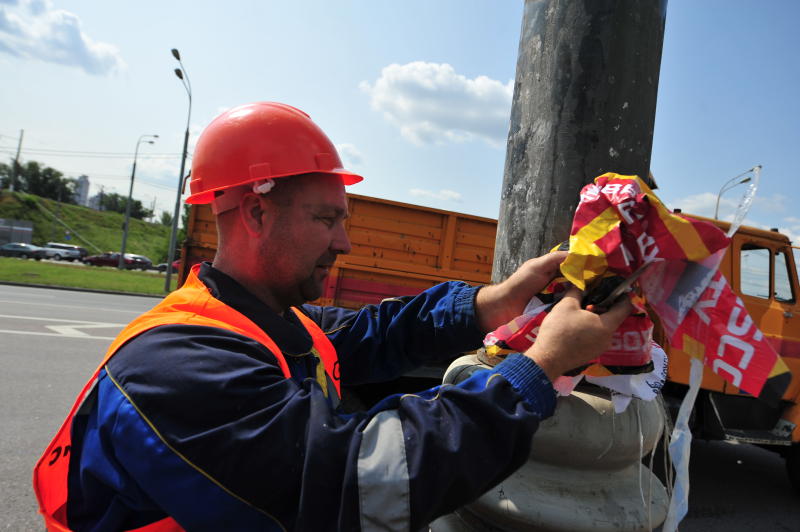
(10, 129, 24, 192)
(493, 0, 666, 281)
(432, 2, 671, 531)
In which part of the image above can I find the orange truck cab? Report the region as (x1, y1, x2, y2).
(180, 198, 800, 489)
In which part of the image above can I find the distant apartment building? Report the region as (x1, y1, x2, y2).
(73, 175, 90, 206)
(87, 193, 102, 210)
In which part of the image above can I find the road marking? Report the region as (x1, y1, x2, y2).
(0, 329, 116, 340)
(0, 299, 146, 314)
(0, 315, 125, 340)
(0, 314, 126, 326)
(46, 324, 121, 337)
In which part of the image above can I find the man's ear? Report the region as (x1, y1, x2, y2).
(238, 193, 266, 237)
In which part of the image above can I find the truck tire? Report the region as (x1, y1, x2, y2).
(20, 253, 29, 259)
(787, 444, 800, 493)
(53, 254, 62, 261)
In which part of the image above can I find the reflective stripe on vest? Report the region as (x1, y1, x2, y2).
(33, 264, 340, 531)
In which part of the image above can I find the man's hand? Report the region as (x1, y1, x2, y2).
(524, 286, 633, 381)
(475, 251, 567, 334)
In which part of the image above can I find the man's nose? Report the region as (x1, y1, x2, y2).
(331, 222, 352, 255)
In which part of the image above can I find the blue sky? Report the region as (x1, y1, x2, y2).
(1, 0, 798, 246)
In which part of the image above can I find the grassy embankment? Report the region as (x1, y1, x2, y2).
(0, 190, 177, 294)
(0, 190, 172, 260)
(0, 257, 176, 294)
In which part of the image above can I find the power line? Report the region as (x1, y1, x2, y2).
(0, 148, 182, 160)
(13, 147, 182, 156)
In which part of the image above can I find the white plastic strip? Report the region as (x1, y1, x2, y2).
(727, 165, 761, 237)
(662, 357, 703, 532)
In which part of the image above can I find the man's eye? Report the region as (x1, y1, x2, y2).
(317, 216, 335, 227)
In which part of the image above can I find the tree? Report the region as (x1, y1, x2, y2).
(2, 160, 77, 203)
(0, 162, 12, 189)
(154, 205, 190, 262)
(99, 192, 153, 220)
(24, 163, 75, 203)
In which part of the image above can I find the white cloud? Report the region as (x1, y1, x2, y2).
(409, 188, 462, 202)
(778, 216, 800, 246)
(667, 191, 800, 245)
(666, 192, 735, 219)
(0, 0, 124, 75)
(360, 61, 513, 147)
(752, 193, 788, 213)
(335, 143, 364, 167)
(667, 190, 790, 221)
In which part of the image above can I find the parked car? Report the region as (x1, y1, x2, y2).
(125, 254, 153, 270)
(83, 252, 135, 269)
(0, 242, 45, 260)
(45, 242, 88, 260)
(155, 260, 180, 274)
(41, 242, 83, 261)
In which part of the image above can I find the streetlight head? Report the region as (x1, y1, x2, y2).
(174, 68, 184, 80)
(153, 134, 160, 138)
(146, 141, 155, 145)
(171, 48, 181, 60)
(740, 177, 752, 184)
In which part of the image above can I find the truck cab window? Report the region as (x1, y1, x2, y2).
(775, 250, 795, 302)
(740, 245, 770, 299)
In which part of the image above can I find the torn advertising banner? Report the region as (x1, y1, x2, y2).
(565, 173, 791, 404)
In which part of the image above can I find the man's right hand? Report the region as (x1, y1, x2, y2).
(524, 286, 633, 382)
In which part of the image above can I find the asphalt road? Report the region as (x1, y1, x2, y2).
(1, 284, 798, 531)
(0, 284, 158, 531)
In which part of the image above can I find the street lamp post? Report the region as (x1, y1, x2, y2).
(165, 48, 192, 292)
(119, 134, 158, 269)
(714, 165, 761, 220)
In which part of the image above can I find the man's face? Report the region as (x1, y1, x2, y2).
(259, 174, 351, 310)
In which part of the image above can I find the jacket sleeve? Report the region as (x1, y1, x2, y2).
(77, 325, 556, 531)
(301, 281, 485, 384)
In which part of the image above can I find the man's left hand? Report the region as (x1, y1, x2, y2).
(475, 251, 567, 334)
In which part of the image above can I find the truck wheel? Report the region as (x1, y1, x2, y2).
(20, 253, 28, 259)
(53, 254, 62, 261)
(787, 444, 800, 493)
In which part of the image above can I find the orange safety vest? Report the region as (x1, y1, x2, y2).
(33, 265, 340, 531)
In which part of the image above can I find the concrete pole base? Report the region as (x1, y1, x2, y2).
(433, 355, 668, 531)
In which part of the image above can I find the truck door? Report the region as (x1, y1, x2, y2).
(735, 237, 800, 401)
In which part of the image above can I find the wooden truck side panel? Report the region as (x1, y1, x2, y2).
(179, 194, 496, 310)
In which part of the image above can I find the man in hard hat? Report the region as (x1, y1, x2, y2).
(34, 102, 632, 531)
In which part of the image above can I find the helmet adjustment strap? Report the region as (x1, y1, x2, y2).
(211, 179, 275, 215)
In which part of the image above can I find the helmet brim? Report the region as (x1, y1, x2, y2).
(185, 169, 363, 205)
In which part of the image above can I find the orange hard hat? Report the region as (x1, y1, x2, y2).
(186, 102, 363, 204)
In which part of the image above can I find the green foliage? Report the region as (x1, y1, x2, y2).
(160, 211, 172, 226)
(1, 160, 77, 203)
(98, 192, 153, 220)
(0, 162, 11, 188)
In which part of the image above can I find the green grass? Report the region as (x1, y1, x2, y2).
(0, 257, 178, 295)
(0, 190, 173, 262)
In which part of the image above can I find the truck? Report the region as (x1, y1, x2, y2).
(179, 193, 800, 489)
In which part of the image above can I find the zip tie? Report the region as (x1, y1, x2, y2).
(253, 179, 275, 195)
